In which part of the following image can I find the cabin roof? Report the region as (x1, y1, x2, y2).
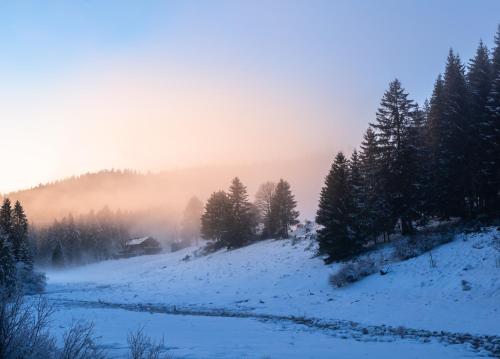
(126, 237, 150, 246)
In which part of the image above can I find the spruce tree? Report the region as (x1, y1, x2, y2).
(0, 198, 12, 243)
(467, 40, 493, 213)
(201, 191, 232, 247)
(359, 128, 391, 240)
(441, 50, 471, 217)
(227, 177, 254, 247)
(370, 79, 418, 234)
(426, 75, 448, 217)
(268, 179, 299, 238)
(0, 233, 15, 291)
(63, 214, 80, 264)
(486, 25, 500, 214)
(11, 201, 30, 264)
(52, 241, 64, 267)
(408, 103, 430, 220)
(348, 150, 365, 240)
(316, 152, 360, 262)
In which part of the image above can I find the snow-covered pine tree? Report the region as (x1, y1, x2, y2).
(316, 152, 361, 263)
(370, 79, 419, 234)
(467, 40, 493, 214)
(486, 25, 500, 214)
(268, 179, 299, 239)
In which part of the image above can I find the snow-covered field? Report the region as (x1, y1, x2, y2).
(44, 227, 500, 358)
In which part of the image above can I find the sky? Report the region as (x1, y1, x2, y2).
(0, 0, 499, 193)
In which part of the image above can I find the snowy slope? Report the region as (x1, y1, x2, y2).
(45, 227, 500, 358)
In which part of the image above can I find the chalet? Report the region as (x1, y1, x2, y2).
(119, 237, 162, 258)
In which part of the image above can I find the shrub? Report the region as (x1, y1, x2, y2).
(15, 263, 46, 295)
(0, 291, 108, 359)
(60, 321, 107, 359)
(461, 280, 472, 291)
(127, 327, 167, 359)
(0, 292, 57, 359)
(392, 238, 421, 260)
(0, 291, 172, 358)
(392, 232, 453, 261)
(329, 258, 379, 287)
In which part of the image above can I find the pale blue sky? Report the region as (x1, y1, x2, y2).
(0, 1, 499, 191)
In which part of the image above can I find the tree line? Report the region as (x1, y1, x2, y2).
(33, 207, 131, 267)
(200, 177, 299, 249)
(0, 198, 36, 292)
(317, 26, 500, 263)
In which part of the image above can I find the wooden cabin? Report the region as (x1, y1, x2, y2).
(118, 236, 162, 258)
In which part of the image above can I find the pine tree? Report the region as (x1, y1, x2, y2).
(316, 152, 360, 262)
(11, 201, 30, 264)
(64, 214, 80, 264)
(407, 103, 430, 221)
(359, 127, 391, 240)
(427, 74, 448, 217)
(268, 179, 299, 238)
(441, 50, 471, 217)
(0, 233, 15, 291)
(467, 40, 493, 213)
(486, 25, 500, 214)
(370, 79, 418, 234)
(51, 241, 64, 267)
(0, 199, 12, 243)
(348, 150, 365, 240)
(0, 198, 18, 291)
(227, 177, 254, 247)
(201, 191, 232, 247)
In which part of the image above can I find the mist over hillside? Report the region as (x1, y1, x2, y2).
(7, 154, 331, 232)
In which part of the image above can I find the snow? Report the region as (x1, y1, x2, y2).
(126, 237, 150, 246)
(50, 307, 474, 359)
(44, 227, 500, 358)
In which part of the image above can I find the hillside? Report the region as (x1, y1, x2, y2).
(44, 227, 500, 358)
(7, 156, 330, 226)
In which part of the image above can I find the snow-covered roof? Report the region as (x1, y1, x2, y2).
(126, 237, 150, 246)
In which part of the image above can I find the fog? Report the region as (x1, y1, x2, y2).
(9, 154, 331, 228)
(0, 62, 354, 194)
(1, 62, 350, 236)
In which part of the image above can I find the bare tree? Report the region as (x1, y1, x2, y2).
(0, 291, 107, 359)
(127, 327, 166, 359)
(60, 321, 107, 359)
(0, 292, 56, 359)
(254, 182, 276, 231)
